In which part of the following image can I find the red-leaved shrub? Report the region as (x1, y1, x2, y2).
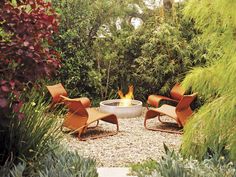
(0, 0, 60, 121)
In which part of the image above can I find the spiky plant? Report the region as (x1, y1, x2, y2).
(181, 0, 236, 161)
(0, 89, 63, 164)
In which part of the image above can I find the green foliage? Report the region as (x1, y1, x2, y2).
(94, 4, 207, 101)
(52, 0, 98, 97)
(132, 21, 197, 99)
(131, 146, 236, 177)
(34, 148, 98, 177)
(130, 159, 158, 177)
(0, 162, 26, 177)
(52, 0, 145, 99)
(0, 26, 11, 42)
(52, 1, 206, 102)
(0, 148, 98, 177)
(0, 89, 62, 165)
(181, 0, 236, 162)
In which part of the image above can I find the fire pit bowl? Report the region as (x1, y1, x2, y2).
(99, 99, 143, 118)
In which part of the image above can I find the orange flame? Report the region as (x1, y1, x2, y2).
(118, 85, 134, 106)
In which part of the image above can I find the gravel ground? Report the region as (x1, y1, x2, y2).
(61, 108, 182, 167)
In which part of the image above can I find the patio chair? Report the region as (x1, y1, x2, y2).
(147, 83, 185, 109)
(61, 97, 119, 140)
(144, 93, 197, 134)
(46, 83, 91, 109)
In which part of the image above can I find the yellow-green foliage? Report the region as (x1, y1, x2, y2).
(181, 0, 236, 161)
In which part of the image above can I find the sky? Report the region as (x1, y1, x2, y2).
(131, 0, 184, 28)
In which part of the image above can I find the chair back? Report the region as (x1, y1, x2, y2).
(170, 83, 185, 100)
(64, 99, 88, 118)
(62, 99, 89, 132)
(175, 93, 197, 126)
(46, 83, 68, 103)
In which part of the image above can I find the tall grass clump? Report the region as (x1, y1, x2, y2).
(181, 0, 236, 161)
(0, 89, 98, 176)
(0, 89, 63, 165)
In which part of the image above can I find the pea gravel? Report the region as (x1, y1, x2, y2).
(61, 108, 182, 167)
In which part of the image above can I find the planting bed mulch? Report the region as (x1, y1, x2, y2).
(61, 108, 182, 167)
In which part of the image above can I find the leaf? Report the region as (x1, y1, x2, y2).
(1, 85, 10, 92)
(18, 112, 25, 120)
(23, 41, 29, 47)
(0, 98, 8, 108)
(163, 143, 170, 154)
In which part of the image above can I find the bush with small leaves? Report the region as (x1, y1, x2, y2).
(0, 0, 60, 123)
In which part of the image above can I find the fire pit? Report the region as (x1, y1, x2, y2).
(100, 99, 143, 118)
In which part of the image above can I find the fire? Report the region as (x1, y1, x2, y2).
(118, 85, 134, 106)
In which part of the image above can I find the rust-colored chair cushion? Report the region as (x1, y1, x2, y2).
(147, 83, 185, 108)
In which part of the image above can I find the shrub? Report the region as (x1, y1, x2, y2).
(130, 6, 207, 101)
(51, 0, 145, 100)
(0, 0, 60, 124)
(51, 0, 108, 98)
(93, 4, 207, 101)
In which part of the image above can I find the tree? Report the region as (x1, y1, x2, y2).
(181, 0, 236, 161)
(52, 0, 145, 99)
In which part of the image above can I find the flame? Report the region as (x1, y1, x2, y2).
(118, 85, 134, 106)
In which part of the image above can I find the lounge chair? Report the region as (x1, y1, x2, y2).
(46, 83, 91, 109)
(144, 93, 197, 134)
(61, 96, 119, 140)
(147, 83, 185, 108)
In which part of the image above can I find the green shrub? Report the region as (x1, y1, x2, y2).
(52, 0, 144, 99)
(131, 145, 236, 177)
(52, 1, 207, 102)
(91, 4, 207, 102)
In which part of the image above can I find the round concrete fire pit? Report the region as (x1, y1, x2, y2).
(99, 99, 143, 118)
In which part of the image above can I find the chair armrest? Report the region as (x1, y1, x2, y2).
(60, 95, 91, 108)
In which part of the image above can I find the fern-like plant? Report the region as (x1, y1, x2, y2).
(181, 0, 236, 162)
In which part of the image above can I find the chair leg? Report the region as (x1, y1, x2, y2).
(87, 120, 99, 129)
(78, 118, 119, 141)
(144, 110, 183, 134)
(144, 109, 159, 129)
(146, 103, 150, 110)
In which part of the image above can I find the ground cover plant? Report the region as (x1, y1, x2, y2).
(0, 147, 98, 177)
(131, 145, 236, 177)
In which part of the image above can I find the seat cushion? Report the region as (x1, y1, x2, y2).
(156, 104, 177, 119)
(148, 95, 177, 107)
